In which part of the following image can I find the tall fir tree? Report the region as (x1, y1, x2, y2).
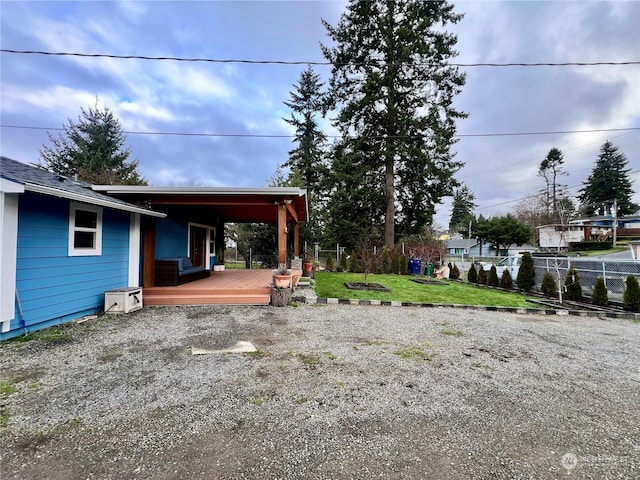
(578, 141, 638, 216)
(449, 185, 476, 235)
(283, 66, 328, 249)
(322, 0, 466, 246)
(39, 101, 146, 185)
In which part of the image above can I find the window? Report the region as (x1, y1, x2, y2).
(69, 202, 102, 256)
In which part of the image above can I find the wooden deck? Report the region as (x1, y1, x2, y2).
(143, 269, 273, 306)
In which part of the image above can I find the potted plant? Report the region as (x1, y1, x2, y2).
(302, 253, 314, 277)
(273, 263, 292, 289)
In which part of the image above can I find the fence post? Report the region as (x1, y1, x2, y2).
(602, 261, 607, 287)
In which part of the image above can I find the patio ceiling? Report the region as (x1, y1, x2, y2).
(92, 186, 308, 224)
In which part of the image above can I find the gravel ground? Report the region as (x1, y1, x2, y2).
(1, 303, 639, 479)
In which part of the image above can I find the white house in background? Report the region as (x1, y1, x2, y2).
(537, 224, 588, 252)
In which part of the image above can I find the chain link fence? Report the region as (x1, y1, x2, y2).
(532, 257, 640, 300)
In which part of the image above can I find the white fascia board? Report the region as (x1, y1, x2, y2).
(0, 178, 25, 194)
(24, 183, 166, 218)
(93, 185, 307, 196)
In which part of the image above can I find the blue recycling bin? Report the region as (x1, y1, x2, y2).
(409, 258, 421, 276)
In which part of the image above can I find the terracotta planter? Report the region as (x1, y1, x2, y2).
(303, 262, 313, 277)
(273, 274, 292, 289)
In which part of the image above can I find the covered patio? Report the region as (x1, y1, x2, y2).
(93, 185, 308, 305)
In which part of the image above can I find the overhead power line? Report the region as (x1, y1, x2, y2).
(1, 124, 638, 139)
(2, 49, 639, 67)
(476, 169, 640, 212)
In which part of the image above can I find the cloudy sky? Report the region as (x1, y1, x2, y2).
(1, 0, 638, 229)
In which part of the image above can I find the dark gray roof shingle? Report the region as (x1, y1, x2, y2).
(0, 156, 161, 215)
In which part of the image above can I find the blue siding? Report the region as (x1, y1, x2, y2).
(155, 217, 188, 258)
(2, 192, 131, 340)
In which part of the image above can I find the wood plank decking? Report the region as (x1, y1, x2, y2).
(143, 269, 273, 305)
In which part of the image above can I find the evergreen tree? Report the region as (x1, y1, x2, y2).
(322, 0, 466, 246)
(467, 264, 478, 283)
(449, 185, 476, 235)
(283, 66, 328, 247)
(578, 141, 638, 216)
(392, 250, 402, 275)
(478, 266, 488, 285)
(450, 263, 460, 280)
(400, 254, 409, 275)
(325, 255, 335, 272)
(541, 272, 556, 296)
(500, 269, 513, 289)
(488, 265, 499, 287)
(483, 215, 531, 255)
(381, 247, 391, 274)
(538, 147, 568, 219)
(39, 101, 146, 185)
(516, 252, 536, 292)
(623, 275, 640, 312)
(339, 251, 348, 272)
(591, 277, 608, 306)
(349, 250, 361, 273)
(564, 266, 582, 301)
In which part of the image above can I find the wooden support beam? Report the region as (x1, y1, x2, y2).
(294, 223, 300, 258)
(278, 204, 287, 266)
(285, 202, 298, 223)
(142, 218, 156, 288)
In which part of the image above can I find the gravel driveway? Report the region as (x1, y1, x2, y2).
(1, 304, 638, 479)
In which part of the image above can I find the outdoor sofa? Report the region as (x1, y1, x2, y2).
(154, 257, 211, 286)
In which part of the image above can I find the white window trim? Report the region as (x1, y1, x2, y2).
(69, 202, 103, 256)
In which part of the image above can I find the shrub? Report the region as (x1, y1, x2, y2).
(467, 264, 478, 283)
(392, 251, 401, 275)
(516, 252, 535, 292)
(381, 248, 391, 274)
(478, 267, 488, 285)
(591, 277, 608, 306)
(564, 265, 582, 301)
(623, 275, 640, 312)
(400, 254, 409, 275)
(325, 255, 334, 272)
(500, 269, 513, 289)
(488, 265, 499, 287)
(338, 252, 348, 272)
(450, 263, 460, 280)
(541, 272, 556, 296)
(349, 250, 360, 273)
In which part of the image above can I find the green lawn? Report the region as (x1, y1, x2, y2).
(314, 272, 535, 308)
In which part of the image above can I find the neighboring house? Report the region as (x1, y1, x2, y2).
(446, 237, 481, 257)
(537, 224, 587, 252)
(538, 215, 640, 251)
(1, 157, 165, 340)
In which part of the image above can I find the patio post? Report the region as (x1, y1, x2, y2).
(278, 203, 287, 265)
(294, 223, 300, 258)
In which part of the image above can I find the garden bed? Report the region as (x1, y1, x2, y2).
(344, 282, 391, 292)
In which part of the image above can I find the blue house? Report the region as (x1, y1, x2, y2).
(0, 157, 165, 340)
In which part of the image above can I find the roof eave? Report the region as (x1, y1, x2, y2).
(25, 183, 166, 218)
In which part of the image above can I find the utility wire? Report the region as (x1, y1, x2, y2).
(476, 169, 640, 212)
(2, 49, 639, 67)
(1, 124, 638, 139)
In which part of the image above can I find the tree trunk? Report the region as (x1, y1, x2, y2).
(384, 157, 395, 246)
(271, 287, 292, 307)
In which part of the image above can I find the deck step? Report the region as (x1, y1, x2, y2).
(144, 293, 271, 306)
